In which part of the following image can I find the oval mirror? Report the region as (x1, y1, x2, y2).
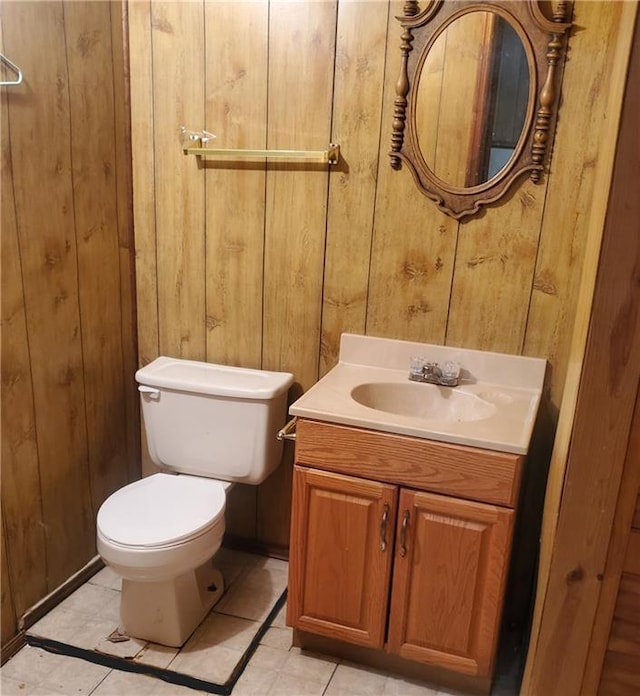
(415, 10, 530, 189)
(389, 1, 572, 220)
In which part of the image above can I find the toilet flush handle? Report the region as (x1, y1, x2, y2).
(277, 417, 297, 441)
(138, 385, 161, 400)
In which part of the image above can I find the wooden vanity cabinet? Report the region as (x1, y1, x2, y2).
(288, 467, 397, 648)
(287, 418, 522, 680)
(386, 488, 513, 677)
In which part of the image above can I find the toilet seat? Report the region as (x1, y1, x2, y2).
(97, 473, 227, 583)
(98, 473, 226, 549)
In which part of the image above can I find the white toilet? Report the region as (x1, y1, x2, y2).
(96, 356, 294, 647)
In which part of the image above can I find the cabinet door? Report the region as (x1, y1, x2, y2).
(288, 466, 397, 648)
(387, 488, 514, 677)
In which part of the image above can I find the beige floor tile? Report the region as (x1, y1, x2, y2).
(29, 607, 122, 650)
(231, 664, 280, 695)
(0, 674, 38, 695)
(266, 672, 329, 696)
(270, 603, 288, 628)
(216, 547, 262, 587)
(169, 643, 244, 683)
(56, 583, 121, 624)
(324, 661, 388, 695)
(247, 644, 291, 672)
(184, 611, 259, 653)
(134, 642, 180, 669)
(90, 667, 208, 695)
(216, 562, 288, 623)
(1, 646, 111, 695)
(280, 648, 338, 685)
(383, 674, 442, 695)
(259, 626, 293, 651)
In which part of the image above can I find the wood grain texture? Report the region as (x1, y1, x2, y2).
(257, 1, 337, 546)
(368, 0, 458, 346)
(3, 0, 95, 589)
(295, 419, 523, 508)
(320, 0, 388, 374)
(445, 177, 544, 354)
(64, 0, 129, 513)
(110, 0, 141, 485)
(634, 495, 640, 531)
(522, 8, 640, 692)
(262, 1, 336, 386)
(127, 1, 634, 568)
(581, 387, 640, 693)
(523, 1, 625, 406)
(288, 466, 397, 648)
(387, 488, 514, 677)
(599, 574, 640, 696)
(624, 532, 640, 576)
(0, 519, 16, 646)
(152, 1, 206, 360)
(129, 0, 158, 369)
(204, 1, 267, 370)
(427, 12, 486, 187)
(0, 24, 48, 619)
(1, 0, 136, 647)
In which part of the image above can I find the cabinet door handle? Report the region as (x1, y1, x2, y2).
(380, 504, 390, 551)
(399, 510, 410, 557)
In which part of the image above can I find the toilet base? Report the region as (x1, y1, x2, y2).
(120, 560, 224, 647)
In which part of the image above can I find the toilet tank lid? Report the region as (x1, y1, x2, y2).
(136, 357, 294, 400)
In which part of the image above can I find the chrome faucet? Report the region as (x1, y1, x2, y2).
(409, 358, 461, 387)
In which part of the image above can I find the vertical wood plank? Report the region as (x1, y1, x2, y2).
(1, 519, 16, 646)
(522, 5, 638, 691)
(367, 0, 459, 345)
(64, 0, 129, 511)
(204, 0, 269, 536)
(445, 179, 544, 354)
(430, 13, 486, 186)
(523, 7, 640, 691)
(0, 16, 48, 617)
(152, 1, 206, 360)
(2, 0, 94, 589)
(582, 388, 640, 692)
(128, 0, 157, 477)
(204, 1, 268, 371)
(110, 0, 140, 484)
(258, 1, 337, 546)
(129, 0, 158, 369)
(523, 1, 625, 407)
(0, 19, 17, 646)
(320, 0, 389, 375)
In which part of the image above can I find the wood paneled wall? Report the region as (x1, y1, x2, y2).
(129, 0, 631, 550)
(0, 1, 137, 650)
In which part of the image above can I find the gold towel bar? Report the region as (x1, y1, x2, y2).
(183, 143, 340, 165)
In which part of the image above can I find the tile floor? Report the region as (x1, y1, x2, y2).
(1, 550, 519, 696)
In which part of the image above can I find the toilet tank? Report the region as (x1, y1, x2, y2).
(136, 357, 294, 484)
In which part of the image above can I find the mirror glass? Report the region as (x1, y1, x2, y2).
(415, 11, 530, 189)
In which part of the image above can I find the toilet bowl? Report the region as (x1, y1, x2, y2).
(96, 357, 294, 647)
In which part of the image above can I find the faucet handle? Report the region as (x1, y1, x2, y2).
(409, 356, 426, 380)
(442, 361, 461, 382)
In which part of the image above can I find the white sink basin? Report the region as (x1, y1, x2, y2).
(351, 382, 497, 422)
(289, 333, 546, 454)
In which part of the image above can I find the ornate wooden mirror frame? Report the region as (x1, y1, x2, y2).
(390, 1, 572, 220)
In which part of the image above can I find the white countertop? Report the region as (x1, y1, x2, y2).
(290, 334, 546, 455)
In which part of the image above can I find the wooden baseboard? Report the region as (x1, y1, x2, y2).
(1, 631, 26, 666)
(223, 534, 289, 561)
(293, 630, 492, 695)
